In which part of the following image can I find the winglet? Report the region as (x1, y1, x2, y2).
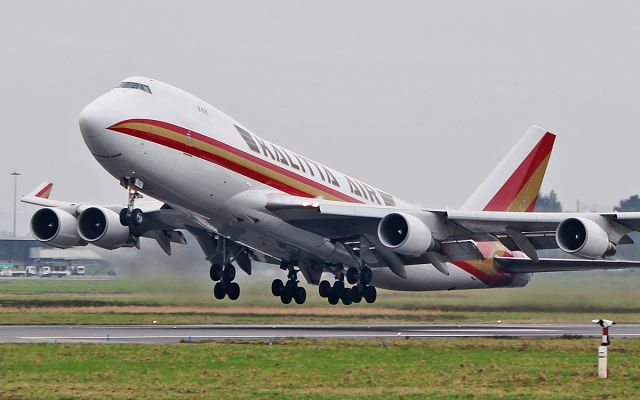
(22, 182, 76, 208)
(29, 182, 53, 199)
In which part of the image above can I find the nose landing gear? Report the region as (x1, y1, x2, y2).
(119, 177, 144, 226)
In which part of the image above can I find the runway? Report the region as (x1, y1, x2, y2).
(1, 324, 639, 343)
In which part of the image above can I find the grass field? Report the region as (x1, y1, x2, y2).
(0, 338, 638, 399)
(1, 271, 639, 399)
(0, 269, 639, 325)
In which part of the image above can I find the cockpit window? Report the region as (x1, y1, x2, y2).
(119, 81, 152, 94)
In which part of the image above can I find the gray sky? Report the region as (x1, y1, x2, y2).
(2, 0, 640, 235)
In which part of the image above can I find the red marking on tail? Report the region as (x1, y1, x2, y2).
(483, 132, 555, 211)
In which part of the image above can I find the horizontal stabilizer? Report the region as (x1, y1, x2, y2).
(495, 256, 640, 273)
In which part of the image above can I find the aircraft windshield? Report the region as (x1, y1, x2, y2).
(119, 81, 152, 94)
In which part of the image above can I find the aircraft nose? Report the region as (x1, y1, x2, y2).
(79, 97, 108, 139)
(79, 93, 122, 156)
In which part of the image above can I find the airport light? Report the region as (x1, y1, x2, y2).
(10, 172, 21, 238)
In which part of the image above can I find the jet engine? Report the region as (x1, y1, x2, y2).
(556, 217, 616, 258)
(77, 206, 131, 249)
(377, 212, 435, 256)
(30, 208, 83, 248)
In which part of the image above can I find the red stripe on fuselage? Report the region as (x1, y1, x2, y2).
(108, 119, 362, 203)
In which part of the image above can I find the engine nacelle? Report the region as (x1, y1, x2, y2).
(377, 213, 435, 256)
(77, 206, 131, 250)
(556, 217, 616, 258)
(30, 208, 83, 248)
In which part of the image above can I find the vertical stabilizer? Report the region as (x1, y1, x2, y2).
(461, 126, 555, 212)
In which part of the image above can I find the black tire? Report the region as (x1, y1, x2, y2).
(271, 279, 284, 297)
(131, 208, 144, 226)
(213, 282, 226, 300)
(223, 264, 236, 282)
(360, 267, 373, 286)
(294, 287, 307, 304)
(209, 264, 223, 281)
(328, 293, 339, 305)
(119, 209, 128, 226)
(346, 267, 359, 285)
(318, 280, 331, 298)
(285, 279, 297, 293)
(281, 293, 292, 304)
(332, 280, 344, 292)
(227, 282, 240, 300)
(351, 288, 363, 303)
(364, 286, 377, 303)
(341, 289, 353, 305)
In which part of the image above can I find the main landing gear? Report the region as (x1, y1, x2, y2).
(271, 261, 307, 305)
(318, 265, 377, 305)
(208, 237, 247, 301)
(210, 263, 240, 300)
(119, 177, 144, 227)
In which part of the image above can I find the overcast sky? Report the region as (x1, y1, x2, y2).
(2, 1, 640, 235)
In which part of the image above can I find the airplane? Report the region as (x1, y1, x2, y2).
(22, 76, 640, 305)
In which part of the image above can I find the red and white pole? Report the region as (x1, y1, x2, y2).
(593, 319, 614, 379)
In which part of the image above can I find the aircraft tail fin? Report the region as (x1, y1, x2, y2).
(461, 126, 556, 212)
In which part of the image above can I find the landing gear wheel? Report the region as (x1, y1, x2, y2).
(223, 264, 236, 282)
(213, 282, 226, 299)
(131, 208, 144, 226)
(360, 267, 373, 286)
(318, 280, 331, 298)
(346, 267, 359, 285)
(328, 293, 340, 305)
(226, 282, 240, 300)
(363, 286, 377, 303)
(271, 279, 284, 297)
(209, 264, 223, 281)
(119, 209, 128, 226)
(350, 288, 362, 303)
(285, 279, 297, 293)
(281, 292, 292, 304)
(332, 281, 344, 293)
(341, 288, 353, 305)
(294, 287, 307, 304)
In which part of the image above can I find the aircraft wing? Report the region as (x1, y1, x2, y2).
(494, 256, 640, 273)
(265, 195, 640, 260)
(22, 182, 279, 264)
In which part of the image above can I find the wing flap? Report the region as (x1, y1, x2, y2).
(495, 256, 640, 273)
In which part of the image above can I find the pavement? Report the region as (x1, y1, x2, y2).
(0, 324, 639, 344)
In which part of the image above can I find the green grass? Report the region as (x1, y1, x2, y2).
(0, 339, 639, 399)
(0, 270, 639, 325)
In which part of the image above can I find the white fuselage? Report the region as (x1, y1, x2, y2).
(79, 77, 526, 291)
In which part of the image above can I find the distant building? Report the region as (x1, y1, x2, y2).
(37, 247, 104, 269)
(0, 238, 45, 266)
(0, 238, 106, 270)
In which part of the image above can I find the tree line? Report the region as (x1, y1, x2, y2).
(534, 191, 640, 212)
